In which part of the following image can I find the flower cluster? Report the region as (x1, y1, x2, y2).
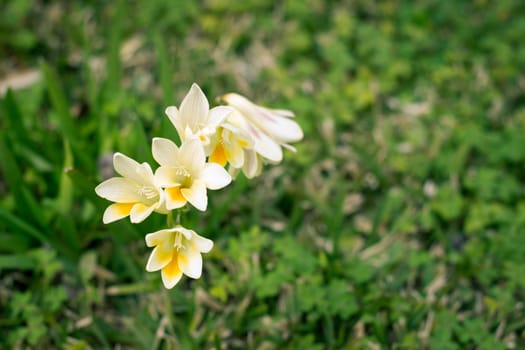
(95, 83, 303, 288)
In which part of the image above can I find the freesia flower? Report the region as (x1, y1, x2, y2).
(95, 153, 165, 223)
(209, 109, 263, 178)
(152, 137, 231, 211)
(165, 83, 233, 154)
(220, 93, 303, 164)
(209, 110, 253, 168)
(145, 226, 213, 289)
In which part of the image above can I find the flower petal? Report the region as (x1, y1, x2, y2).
(202, 163, 232, 190)
(113, 153, 144, 183)
(161, 257, 183, 289)
(152, 137, 179, 167)
(154, 167, 182, 188)
(224, 142, 244, 169)
(223, 93, 303, 145)
(221, 93, 253, 113)
(222, 122, 253, 148)
(190, 232, 214, 253)
(146, 245, 173, 271)
(229, 113, 283, 162)
(145, 229, 173, 247)
(95, 178, 141, 202)
(154, 191, 169, 214)
(181, 179, 207, 211)
(256, 109, 303, 144)
(165, 106, 184, 138)
(178, 138, 206, 175)
(165, 186, 187, 210)
(254, 132, 283, 162)
(102, 203, 134, 223)
(173, 226, 194, 240)
(266, 107, 295, 118)
(179, 83, 209, 129)
(130, 203, 155, 223)
(282, 143, 297, 152)
(208, 106, 233, 128)
(137, 163, 157, 187)
(242, 150, 262, 179)
(178, 249, 203, 279)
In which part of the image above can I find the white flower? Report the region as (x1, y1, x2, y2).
(145, 226, 213, 289)
(152, 137, 231, 211)
(95, 153, 165, 224)
(208, 111, 253, 168)
(220, 93, 303, 164)
(165, 83, 233, 154)
(209, 109, 263, 178)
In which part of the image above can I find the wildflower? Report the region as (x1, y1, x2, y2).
(95, 153, 165, 223)
(152, 137, 231, 211)
(209, 110, 253, 168)
(165, 83, 233, 154)
(220, 93, 303, 164)
(145, 226, 213, 289)
(208, 109, 263, 178)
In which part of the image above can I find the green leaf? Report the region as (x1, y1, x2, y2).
(40, 62, 75, 143)
(57, 139, 74, 214)
(0, 232, 32, 253)
(66, 167, 106, 207)
(2, 89, 30, 145)
(40, 61, 90, 170)
(0, 208, 47, 243)
(0, 254, 37, 269)
(0, 134, 48, 232)
(105, 0, 124, 94)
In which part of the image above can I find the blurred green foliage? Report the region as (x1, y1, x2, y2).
(1, 0, 525, 348)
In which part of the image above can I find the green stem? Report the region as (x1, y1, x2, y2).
(167, 211, 174, 227)
(166, 210, 183, 228)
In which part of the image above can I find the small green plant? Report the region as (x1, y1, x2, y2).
(5, 249, 67, 348)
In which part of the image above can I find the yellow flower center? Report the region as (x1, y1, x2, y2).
(193, 124, 214, 145)
(172, 165, 192, 188)
(173, 165, 191, 178)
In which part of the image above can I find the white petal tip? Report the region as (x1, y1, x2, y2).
(165, 106, 178, 116)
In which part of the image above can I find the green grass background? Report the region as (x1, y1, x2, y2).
(1, 0, 525, 349)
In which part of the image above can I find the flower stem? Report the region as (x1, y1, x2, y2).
(167, 211, 174, 227)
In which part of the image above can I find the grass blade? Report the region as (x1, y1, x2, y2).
(0, 207, 47, 244)
(2, 89, 30, 145)
(0, 232, 33, 253)
(0, 254, 37, 270)
(106, 0, 124, 94)
(0, 134, 47, 231)
(40, 61, 90, 170)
